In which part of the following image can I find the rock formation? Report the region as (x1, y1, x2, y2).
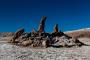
(8, 16, 89, 48)
(54, 24, 59, 33)
(10, 28, 24, 43)
(38, 16, 46, 33)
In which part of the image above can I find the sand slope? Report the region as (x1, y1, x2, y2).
(65, 28, 90, 38)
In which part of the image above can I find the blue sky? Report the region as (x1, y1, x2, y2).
(0, 0, 90, 32)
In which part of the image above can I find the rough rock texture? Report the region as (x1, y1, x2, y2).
(13, 28, 24, 39)
(38, 16, 46, 33)
(52, 36, 75, 47)
(21, 39, 32, 46)
(9, 16, 87, 48)
(10, 28, 24, 43)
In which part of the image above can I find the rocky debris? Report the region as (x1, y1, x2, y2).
(8, 16, 89, 48)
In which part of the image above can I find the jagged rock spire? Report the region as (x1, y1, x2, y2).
(10, 28, 24, 43)
(54, 24, 59, 33)
(38, 16, 47, 33)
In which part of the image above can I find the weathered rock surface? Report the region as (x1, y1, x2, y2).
(10, 28, 24, 43)
(38, 16, 46, 33)
(8, 16, 88, 48)
(54, 24, 59, 33)
(51, 36, 87, 47)
(21, 39, 32, 46)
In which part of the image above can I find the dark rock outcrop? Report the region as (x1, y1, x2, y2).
(54, 24, 59, 33)
(10, 28, 24, 43)
(8, 16, 89, 48)
(38, 16, 46, 33)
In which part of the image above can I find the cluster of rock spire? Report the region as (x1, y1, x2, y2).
(34, 16, 59, 33)
(9, 16, 89, 48)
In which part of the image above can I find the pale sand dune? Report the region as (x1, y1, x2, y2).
(79, 38, 90, 45)
(64, 28, 90, 38)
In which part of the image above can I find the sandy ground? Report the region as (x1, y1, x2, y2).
(0, 37, 90, 60)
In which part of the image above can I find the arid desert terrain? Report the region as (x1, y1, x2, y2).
(0, 28, 90, 60)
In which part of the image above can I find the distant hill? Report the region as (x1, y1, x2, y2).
(64, 28, 90, 38)
(0, 32, 14, 37)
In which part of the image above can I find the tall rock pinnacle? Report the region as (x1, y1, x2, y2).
(38, 16, 47, 33)
(54, 24, 59, 33)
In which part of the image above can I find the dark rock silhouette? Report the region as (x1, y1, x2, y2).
(54, 24, 59, 33)
(10, 28, 24, 43)
(38, 16, 46, 33)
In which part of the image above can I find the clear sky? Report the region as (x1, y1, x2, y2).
(0, 0, 90, 32)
